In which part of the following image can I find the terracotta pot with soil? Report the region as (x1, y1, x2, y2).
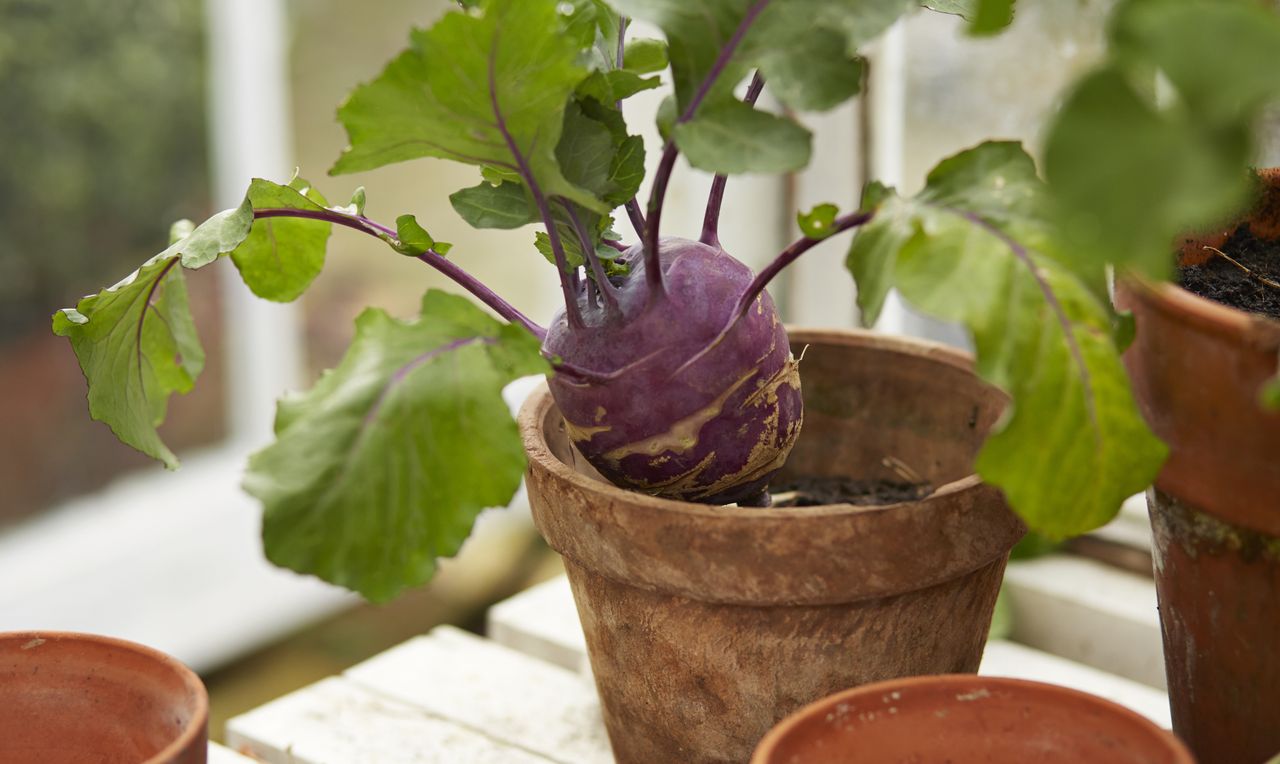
(750, 674, 1195, 764)
(1117, 169, 1280, 764)
(0, 632, 208, 764)
(520, 328, 1026, 764)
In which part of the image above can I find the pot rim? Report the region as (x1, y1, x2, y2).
(1120, 275, 1280, 350)
(522, 326, 991, 521)
(751, 674, 1194, 764)
(0, 630, 209, 764)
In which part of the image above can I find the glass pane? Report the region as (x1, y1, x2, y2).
(0, 0, 224, 526)
(900, 1, 1114, 192)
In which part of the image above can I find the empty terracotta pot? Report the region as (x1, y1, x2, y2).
(0, 632, 208, 764)
(521, 329, 1026, 764)
(1118, 171, 1280, 764)
(751, 675, 1194, 763)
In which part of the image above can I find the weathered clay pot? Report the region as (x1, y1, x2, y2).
(751, 674, 1195, 764)
(1117, 172, 1280, 764)
(0, 632, 208, 764)
(520, 329, 1026, 764)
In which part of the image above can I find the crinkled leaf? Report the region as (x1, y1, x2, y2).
(450, 180, 539, 230)
(232, 176, 331, 302)
(558, 99, 647, 206)
(245, 290, 548, 602)
(52, 201, 254, 467)
(332, 0, 604, 212)
(673, 100, 811, 174)
(1044, 67, 1251, 280)
(616, 0, 908, 173)
(797, 203, 839, 240)
(847, 142, 1166, 537)
(622, 38, 668, 73)
(616, 0, 907, 114)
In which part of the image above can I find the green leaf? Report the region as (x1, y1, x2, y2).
(1044, 67, 1251, 280)
(617, 0, 907, 174)
(348, 186, 368, 216)
(393, 214, 442, 256)
(923, 0, 1015, 34)
(847, 180, 910, 326)
(450, 180, 539, 230)
(757, 30, 864, 112)
(557, 101, 619, 201)
(971, 0, 1015, 35)
(673, 100, 811, 174)
(232, 176, 331, 302)
(797, 203, 839, 239)
(1111, 0, 1280, 122)
(534, 205, 622, 275)
(1263, 359, 1280, 411)
(577, 69, 662, 105)
(332, 0, 605, 212)
(847, 142, 1167, 537)
(245, 290, 548, 602)
(558, 99, 647, 206)
(623, 38, 668, 73)
(52, 201, 255, 467)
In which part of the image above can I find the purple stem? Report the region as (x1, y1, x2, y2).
(673, 209, 874, 377)
(602, 238, 628, 253)
(561, 201, 621, 317)
(733, 210, 874, 318)
(644, 0, 773, 295)
(700, 71, 766, 248)
(616, 15, 647, 242)
(253, 207, 546, 341)
(486, 31, 584, 330)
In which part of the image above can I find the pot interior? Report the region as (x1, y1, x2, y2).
(542, 330, 1004, 498)
(756, 676, 1191, 764)
(0, 633, 207, 764)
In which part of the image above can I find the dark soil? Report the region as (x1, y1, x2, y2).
(1179, 225, 1280, 320)
(768, 476, 934, 508)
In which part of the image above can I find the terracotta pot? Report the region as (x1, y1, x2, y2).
(1117, 171, 1280, 764)
(751, 674, 1195, 764)
(520, 328, 1026, 764)
(0, 632, 208, 764)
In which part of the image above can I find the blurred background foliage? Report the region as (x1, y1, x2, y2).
(0, 0, 209, 344)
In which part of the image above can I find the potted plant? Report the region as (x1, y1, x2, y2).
(1037, 4, 1280, 762)
(51, 0, 1280, 761)
(1116, 174, 1280, 764)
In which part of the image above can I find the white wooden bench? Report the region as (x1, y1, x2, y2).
(224, 558, 1170, 762)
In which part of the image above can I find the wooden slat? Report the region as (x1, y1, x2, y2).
(226, 676, 556, 764)
(344, 626, 611, 764)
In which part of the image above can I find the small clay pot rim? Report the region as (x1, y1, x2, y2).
(524, 327, 990, 519)
(0, 630, 209, 764)
(1120, 274, 1280, 348)
(751, 674, 1194, 764)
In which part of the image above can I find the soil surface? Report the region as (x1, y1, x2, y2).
(1179, 225, 1280, 319)
(768, 476, 934, 507)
